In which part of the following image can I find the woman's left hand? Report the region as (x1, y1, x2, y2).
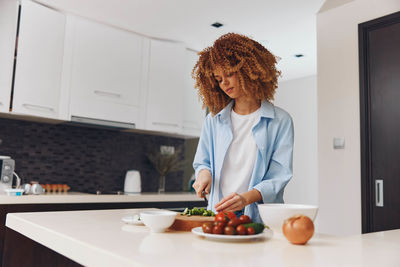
(214, 192, 246, 212)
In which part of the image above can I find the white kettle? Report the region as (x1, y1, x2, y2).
(124, 170, 141, 193)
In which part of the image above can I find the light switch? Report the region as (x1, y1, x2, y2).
(333, 137, 345, 149)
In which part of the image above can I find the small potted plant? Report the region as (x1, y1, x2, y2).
(146, 147, 184, 193)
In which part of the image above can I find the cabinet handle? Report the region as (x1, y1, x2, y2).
(22, 103, 55, 113)
(182, 126, 200, 130)
(375, 179, 384, 207)
(94, 90, 121, 98)
(152, 122, 179, 127)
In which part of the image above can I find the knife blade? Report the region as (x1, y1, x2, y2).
(201, 190, 208, 206)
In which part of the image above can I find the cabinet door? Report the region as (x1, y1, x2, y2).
(145, 39, 185, 133)
(182, 49, 205, 136)
(69, 17, 143, 125)
(0, 0, 18, 113)
(12, 0, 65, 119)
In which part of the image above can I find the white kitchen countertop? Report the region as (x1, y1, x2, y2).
(5, 209, 400, 267)
(0, 192, 203, 204)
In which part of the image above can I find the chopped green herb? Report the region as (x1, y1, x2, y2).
(181, 207, 215, 217)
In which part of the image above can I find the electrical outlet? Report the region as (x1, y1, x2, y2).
(160, 145, 175, 155)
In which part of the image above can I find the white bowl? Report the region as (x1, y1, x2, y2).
(258, 203, 318, 232)
(139, 210, 177, 233)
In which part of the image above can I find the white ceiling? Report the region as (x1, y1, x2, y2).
(37, 0, 325, 81)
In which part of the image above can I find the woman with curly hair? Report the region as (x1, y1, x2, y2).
(192, 33, 294, 222)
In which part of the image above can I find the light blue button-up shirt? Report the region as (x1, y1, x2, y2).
(193, 100, 294, 223)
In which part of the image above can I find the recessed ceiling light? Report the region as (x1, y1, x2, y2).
(294, 54, 304, 58)
(211, 22, 223, 28)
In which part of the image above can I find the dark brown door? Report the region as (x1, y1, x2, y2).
(359, 11, 400, 233)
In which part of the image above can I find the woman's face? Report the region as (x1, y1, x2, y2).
(213, 67, 242, 99)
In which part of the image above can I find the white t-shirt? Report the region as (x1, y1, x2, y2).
(220, 107, 260, 197)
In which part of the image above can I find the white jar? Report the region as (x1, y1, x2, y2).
(124, 170, 141, 193)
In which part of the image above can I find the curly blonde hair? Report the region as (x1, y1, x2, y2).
(192, 33, 281, 115)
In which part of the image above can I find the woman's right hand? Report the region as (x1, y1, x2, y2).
(192, 169, 212, 198)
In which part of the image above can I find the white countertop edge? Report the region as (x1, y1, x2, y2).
(5, 209, 400, 267)
(6, 212, 142, 267)
(0, 192, 203, 204)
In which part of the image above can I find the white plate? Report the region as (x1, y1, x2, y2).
(191, 227, 273, 242)
(121, 215, 144, 225)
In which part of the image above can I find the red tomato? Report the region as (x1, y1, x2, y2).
(227, 218, 241, 228)
(213, 221, 226, 228)
(236, 225, 247, 235)
(212, 225, 224, 234)
(215, 212, 228, 222)
(247, 227, 255, 235)
(226, 211, 237, 220)
(202, 222, 213, 234)
(239, 215, 252, 224)
(224, 226, 236, 235)
(202, 222, 213, 228)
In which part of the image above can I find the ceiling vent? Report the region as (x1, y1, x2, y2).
(211, 22, 223, 28)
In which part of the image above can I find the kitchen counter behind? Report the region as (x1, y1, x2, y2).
(0, 192, 202, 204)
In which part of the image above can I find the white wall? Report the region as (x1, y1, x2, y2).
(274, 75, 318, 208)
(317, 0, 400, 235)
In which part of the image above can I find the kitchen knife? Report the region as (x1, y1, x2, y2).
(201, 190, 208, 206)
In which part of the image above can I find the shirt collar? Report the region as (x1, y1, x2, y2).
(260, 101, 275, 119)
(216, 100, 275, 123)
(216, 101, 234, 123)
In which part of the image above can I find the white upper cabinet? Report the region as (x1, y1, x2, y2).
(182, 49, 205, 137)
(0, 0, 18, 113)
(67, 16, 144, 126)
(145, 39, 185, 133)
(12, 0, 65, 119)
(3, 1, 194, 134)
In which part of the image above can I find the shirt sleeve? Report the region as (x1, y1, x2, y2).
(193, 114, 213, 178)
(253, 114, 294, 203)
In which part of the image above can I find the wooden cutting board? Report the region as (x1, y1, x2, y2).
(169, 214, 214, 232)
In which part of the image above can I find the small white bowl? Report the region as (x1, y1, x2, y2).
(140, 210, 177, 233)
(258, 203, 318, 232)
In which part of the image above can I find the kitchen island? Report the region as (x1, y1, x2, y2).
(0, 193, 205, 266)
(4, 209, 400, 267)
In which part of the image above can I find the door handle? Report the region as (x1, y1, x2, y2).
(375, 179, 384, 207)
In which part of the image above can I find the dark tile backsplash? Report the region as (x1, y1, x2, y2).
(0, 117, 199, 193)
